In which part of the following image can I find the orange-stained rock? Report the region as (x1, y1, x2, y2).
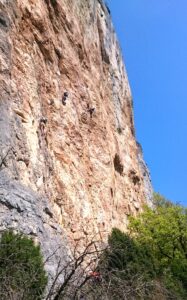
(0, 0, 152, 250)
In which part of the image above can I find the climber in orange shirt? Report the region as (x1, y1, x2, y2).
(89, 271, 102, 283)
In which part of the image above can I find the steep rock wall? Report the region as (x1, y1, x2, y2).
(0, 0, 152, 259)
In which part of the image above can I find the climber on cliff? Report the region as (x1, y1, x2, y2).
(37, 117, 48, 147)
(40, 117, 48, 124)
(89, 271, 102, 283)
(40, 117, 48, 136)
(62, 91, 68, 105)
(39, 117, 47, 133)
(87, 107, 95, 118)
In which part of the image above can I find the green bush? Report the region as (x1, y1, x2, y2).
(107, 228, 156, 279)
(129, 194, 187, 299)
(0, 231, 47, 300)
(95, 194, 187, 299)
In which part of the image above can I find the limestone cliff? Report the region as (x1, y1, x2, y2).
(0, 0, 152, 270)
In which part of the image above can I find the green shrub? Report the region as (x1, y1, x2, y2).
(95, 194, 187, 299)
(129, 195, 187, 299)
(107, 228, 156, 279)
(0, 231, 47, 299)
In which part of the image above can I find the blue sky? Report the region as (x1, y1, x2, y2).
(106, 0, 187, 206)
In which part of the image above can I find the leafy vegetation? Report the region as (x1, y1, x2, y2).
(95, 193, 187, 299)
(0, 231, 47, 300)
(129, 193, 187, 299)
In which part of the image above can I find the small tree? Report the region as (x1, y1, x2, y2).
(129, 194, 187, 299)
(0, 231, 47, 300)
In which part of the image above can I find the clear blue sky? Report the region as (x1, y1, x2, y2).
(106, 0, 187, 206)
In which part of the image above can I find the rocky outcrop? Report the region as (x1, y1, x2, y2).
(136, 142, 153, 206)
(0, 169, 69, 278)
(0, 0, 152, 271)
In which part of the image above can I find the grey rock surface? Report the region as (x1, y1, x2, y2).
(136, 142, 153, 205)
(0, 169, 69, 280)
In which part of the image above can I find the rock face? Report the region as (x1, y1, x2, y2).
(0, 0, 152, 263)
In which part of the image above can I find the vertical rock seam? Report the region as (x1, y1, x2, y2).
(0, 0, 152, 272)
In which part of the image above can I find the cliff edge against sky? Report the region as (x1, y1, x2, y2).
(0, 0, 152, 273)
